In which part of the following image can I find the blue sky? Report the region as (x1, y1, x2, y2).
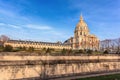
(0, 0, 120, 42)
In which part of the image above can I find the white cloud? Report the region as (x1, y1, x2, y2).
(8, 24, 21, 29)
(0, 23, 5, 25)
(26, 24, 52, 30)
(0, 22, 21, 29)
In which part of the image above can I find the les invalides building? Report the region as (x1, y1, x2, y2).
(4, 15, 99, 50)
(64, 15, 99, 50)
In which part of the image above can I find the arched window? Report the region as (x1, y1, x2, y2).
(80, 32, 82, 35)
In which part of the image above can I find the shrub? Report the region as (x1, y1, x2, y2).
(61, 48, 67, 55)
(116, 51, 120, 54)
(46, 48, 50, 54)
(0, 45, 4, 51)
(103, 50, 109, 54)
(68, 49, 73, 54)
(3, 45, 13, 52)
(28, 47, 34, 52)
(87, 49, 93, 54)
(22, 46, 26, 51)
(79, 49, 84, 53)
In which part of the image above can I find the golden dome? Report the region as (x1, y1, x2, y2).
(75, 15, 89, 31)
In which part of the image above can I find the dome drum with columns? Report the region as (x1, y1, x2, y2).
(64, 15, 99, 50)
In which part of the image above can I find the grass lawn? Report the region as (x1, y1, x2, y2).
(77, 74, 120, 80)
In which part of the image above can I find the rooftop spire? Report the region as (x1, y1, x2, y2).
(80, 13, 83, 21)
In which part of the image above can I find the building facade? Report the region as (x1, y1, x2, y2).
(4, 40, 71, 50)
(4, 15, 99, 50)
(64, 15, 99, 50)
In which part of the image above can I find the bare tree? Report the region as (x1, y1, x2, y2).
(100, 38, 120, 53)
(100, 41, 106, 51)
(100, 39, 110, 51)
(0, 35, 10, 42)
(110, 40, 115, 52)
(115, 38, 120, 52)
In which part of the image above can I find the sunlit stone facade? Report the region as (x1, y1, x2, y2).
(4, 15, 99, 50)
(4, 40, 71, 49)
(64, 15, 99, 50)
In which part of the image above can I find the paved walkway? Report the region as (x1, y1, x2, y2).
(13, 70, 120, 80)
(50, 71, 120, 80)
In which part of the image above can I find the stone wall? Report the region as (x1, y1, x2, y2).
(0, 55, 120, 80)
(0, 55, 120, 61)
